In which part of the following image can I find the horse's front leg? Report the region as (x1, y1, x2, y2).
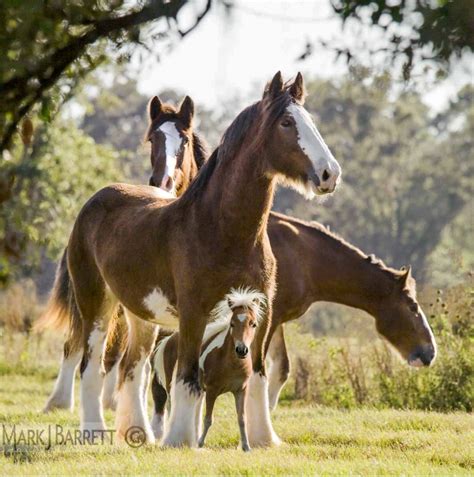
(198, 389, 217, 448)
(246, 306, 281, 447)
(115, 311, 158, 444)
(162, 310, 206, 448)
(234, 387, 250, 452)
(267, 324, 290, 411)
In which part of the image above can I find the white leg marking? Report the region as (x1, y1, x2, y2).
(267, 357, 285, 411)
(246, 372, 281, 447)
(80, 327, 108, 433)
(153, 334, 172, 386)
(43, 349, 82, 413)
(115, 352, 155, 444)
(151, 407, 167, 440)
(102, 360, 120, 411)
(161, 376, 203, 448)
(195, 393, 204, 442)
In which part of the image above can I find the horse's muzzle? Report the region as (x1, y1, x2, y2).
(235, 344, 249, 359)
(408, 344, 436, 367)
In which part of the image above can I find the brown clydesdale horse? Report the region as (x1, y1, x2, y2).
(42, 72, 341, 448)
(38, 96, 208, 415)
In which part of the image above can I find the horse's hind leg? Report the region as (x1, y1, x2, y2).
(150, 374, 168, 439)
(102, 310, 127, 411)
(78, 292, 117, 435)
(115, 311, 158, 444)
(267, 324, 290, 411)
(43, 336, 82, 413)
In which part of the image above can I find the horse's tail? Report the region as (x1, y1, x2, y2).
(34, 247, 81, 338)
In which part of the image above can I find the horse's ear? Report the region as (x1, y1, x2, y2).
(179, 95, 194, 128)
(252, 295, 263, 308)
(399, 265, 412, 287)
(264, 71, 284, 99)
(148, 96, 162, 121)
(289, 72, 305, 103)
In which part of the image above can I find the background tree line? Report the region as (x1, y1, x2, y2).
(0, 65, 471, 297)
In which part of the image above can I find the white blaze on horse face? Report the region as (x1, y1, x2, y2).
(143, 288, 178, 329)
(157, 122, 182, 192)
(287, 103, 341, 193)
(237, 313, 246, 322)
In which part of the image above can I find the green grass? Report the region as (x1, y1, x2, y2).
(0, 364, 473, 476)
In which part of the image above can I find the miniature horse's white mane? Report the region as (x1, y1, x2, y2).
(203, 286, 267, 342)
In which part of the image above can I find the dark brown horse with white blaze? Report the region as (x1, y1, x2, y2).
(60, 72, 341, 447)
(38, 96, 207, 415)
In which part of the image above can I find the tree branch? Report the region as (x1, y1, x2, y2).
(1, 0, 211, 152)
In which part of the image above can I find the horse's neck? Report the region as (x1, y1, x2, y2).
(177, 153, 200, 196)
(305, 229, 394, 315)
(202, 150, 275, 245)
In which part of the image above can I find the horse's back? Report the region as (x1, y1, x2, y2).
(86, 183, 173, 211)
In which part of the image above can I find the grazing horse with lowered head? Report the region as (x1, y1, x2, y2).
(264, 216, 437, 409)
(38, 96, 207, 414)
(52, 71, 341, 447)
(151, 287, 265, 451)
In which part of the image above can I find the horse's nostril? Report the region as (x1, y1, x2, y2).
(322, 169, 330, 182)
(235, 345, 248, 358)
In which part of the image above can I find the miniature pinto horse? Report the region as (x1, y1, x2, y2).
(38, 96, 207, 414)
(48, 72, 340, 447)
(151, 288, 265, 451)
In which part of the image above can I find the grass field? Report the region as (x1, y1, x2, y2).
(0, 363, 473, 476)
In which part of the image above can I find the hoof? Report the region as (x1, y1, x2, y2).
(42, 398, 73, 413)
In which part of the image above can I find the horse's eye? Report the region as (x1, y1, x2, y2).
(251, 322, 257, 328)
(281, 119, 292, 128)
(230, 323, 234, 328)
(409, 303, 418, 313)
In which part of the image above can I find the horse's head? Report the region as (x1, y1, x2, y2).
(229, 305, 259, 359)
(225, 289, 266, 359)
(260, 71, 341, 198)
(145, 95, 199, 196)
(375, 266, 437, 367)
